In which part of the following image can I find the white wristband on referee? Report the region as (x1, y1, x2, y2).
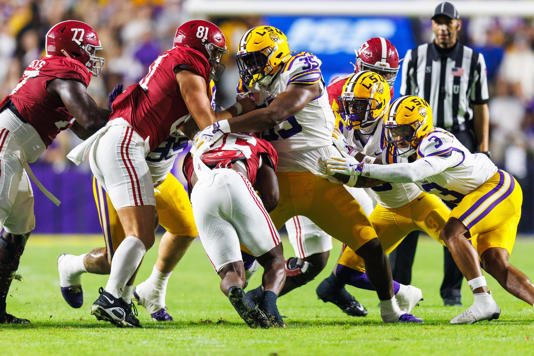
(468, 276, 487, 291)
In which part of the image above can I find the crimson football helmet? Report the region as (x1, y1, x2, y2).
(45, 20, 104, 76)
(355, 37, 399, 86)
(173, 20, 227, 80)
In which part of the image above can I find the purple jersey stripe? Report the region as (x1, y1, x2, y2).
(458, 171, 504, 223)
(426, 147, 453, 157)
(288, 70, 322, 82)
(451, 148, 466, 167)
(283, 52, 308, 73)
(466, 172, 515, 230)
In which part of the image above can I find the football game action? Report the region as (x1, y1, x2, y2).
(0, 0, 533, 354)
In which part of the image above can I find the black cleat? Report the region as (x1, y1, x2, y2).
(123, 302, 141, 328)
(228, 286, 270, 328)
(91, 287, 127, 327)
(245, 286, 264, 305)
(316, 278, 368, 317)
(0, 312, 30, 324)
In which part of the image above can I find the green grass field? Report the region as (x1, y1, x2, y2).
(1, 235, 534, 355)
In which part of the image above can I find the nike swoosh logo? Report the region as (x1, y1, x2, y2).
(102, 294, 115, 304)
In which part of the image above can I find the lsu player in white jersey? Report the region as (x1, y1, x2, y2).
(57, 80, 217, 322)
(316, 71, 453, 316)
(324, 95, 534, 324)
(193, 26, 421, 323)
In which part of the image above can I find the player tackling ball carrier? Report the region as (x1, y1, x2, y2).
(323, 95, 534, 324)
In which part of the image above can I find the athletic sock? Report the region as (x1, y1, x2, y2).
(105, 236, 146, 299)
(261, 290, 280, 318)
(58, 253, 87, 287)
(380, 296, 402, 322)
(142, 265, 171, 306)
(335, 264, 401, 294)
(122, 285, 134, 304)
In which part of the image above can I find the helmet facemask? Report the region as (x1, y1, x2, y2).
(385, 121, 422, 157)
(236, 47, 278, 87)
(84, 42, 104, 76)
(205, 42, 227, 81)
(358, 60, 398, 87)
(339, 95, 383, 131)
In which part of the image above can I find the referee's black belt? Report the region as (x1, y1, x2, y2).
(1, 99, 28, 123)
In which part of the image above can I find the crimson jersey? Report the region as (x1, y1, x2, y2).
(110, 46, 210, 151)
(183, 133, 278, 187)
(0, 56, 91, 146)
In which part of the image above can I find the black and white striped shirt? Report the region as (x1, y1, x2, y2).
(400, 42, 489, 132)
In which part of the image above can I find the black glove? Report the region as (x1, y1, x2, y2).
(108, 83, 123, 109)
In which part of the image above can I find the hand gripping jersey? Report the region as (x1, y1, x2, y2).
(0, 56, 91, 147)
(184, 133, 278, 186)
(238, 52, 335, 172)
(110, 46, 210, 152)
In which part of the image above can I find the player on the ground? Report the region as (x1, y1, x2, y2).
(194, 26, 421, 323)
(324, 95, 534, 324)
(185, 131, 286, 327)
(0, 20, 108, 324)
(316, 71, 455, 316)
(67, 20, 228, 327)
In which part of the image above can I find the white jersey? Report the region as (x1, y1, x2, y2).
(361, 128, 498, 207)
(240, 52, 335, 172)
(414, 128, 497, 205)
(146, 133, 189, 184)
(344, 120, 422, 209)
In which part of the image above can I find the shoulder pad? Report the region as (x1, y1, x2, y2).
(282, 52, 323, 85)
(417, 129, 455, 159)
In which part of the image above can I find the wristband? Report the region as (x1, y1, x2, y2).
(234, 102, 243, 116)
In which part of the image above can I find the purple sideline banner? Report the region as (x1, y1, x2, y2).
(31, 163, 101, 234)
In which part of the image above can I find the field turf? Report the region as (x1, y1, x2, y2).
(1, 235, 534, 355)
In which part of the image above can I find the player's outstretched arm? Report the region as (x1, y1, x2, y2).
(176, 70, 219, 130)
(48, 78, 109, 139)
(227, 82, 322, 133)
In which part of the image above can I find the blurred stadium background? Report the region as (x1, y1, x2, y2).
(1, 0, 534, 234)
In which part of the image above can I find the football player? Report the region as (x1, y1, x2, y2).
(0, 20, 109, 324)
(185, 131, 285, 327)
(193, 26, 421, 323)
(317, 71, 455, 316)
(278, 38, 401, 315)
(324, 95, 534, 324)
(67, 20, 229, 327)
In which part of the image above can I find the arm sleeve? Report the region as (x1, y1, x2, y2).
(399, 49, 413, 96)
(469, 52, 490, 105)
(361, 152, 462, 182)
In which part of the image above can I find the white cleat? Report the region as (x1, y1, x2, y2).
(396, 285, 423, 314)
(450, 294, 501, 324)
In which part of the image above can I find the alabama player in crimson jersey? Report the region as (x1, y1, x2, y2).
(0, 20, 108, 324)
(67, 20, 230, 327)
(184, 132, 286, 327)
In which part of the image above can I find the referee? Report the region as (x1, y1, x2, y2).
(395, 1, 491, 306)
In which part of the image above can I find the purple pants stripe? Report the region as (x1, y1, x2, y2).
(458, 171, 504, 223)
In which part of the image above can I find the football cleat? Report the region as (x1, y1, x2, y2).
(123, 302, 142, 328)
(245, 285, 264, 305)
(316, 278, 368, 317)
(227, 286, 270, 328)
(149, 308, 173, 322)
(398, 313, 424, 323)
(133, 286, 173, 322)
(57, 254, 83, 308)
(396, 285, 423, 314)
(91, 287, 127, 327)
(0, 312, 30, 324)
(450, 299, 500, 325)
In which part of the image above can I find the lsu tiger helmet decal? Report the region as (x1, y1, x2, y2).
(385, 95, 434, 157)
(236, 26, 291, 87)
(338, 71, 390, 130)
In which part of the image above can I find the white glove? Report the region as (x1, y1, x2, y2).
(324, 156, 364, 187)
(332, 127, 357, 157)
(191, 120, 230, 156)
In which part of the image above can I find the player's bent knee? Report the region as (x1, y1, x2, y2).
(355, 238, 383, 261)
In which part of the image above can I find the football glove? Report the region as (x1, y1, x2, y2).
(332, 127, 357, 157)
(325, 156, 364, 177)
(108, 83, 123, 109)
(191, 120, 230, 156)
